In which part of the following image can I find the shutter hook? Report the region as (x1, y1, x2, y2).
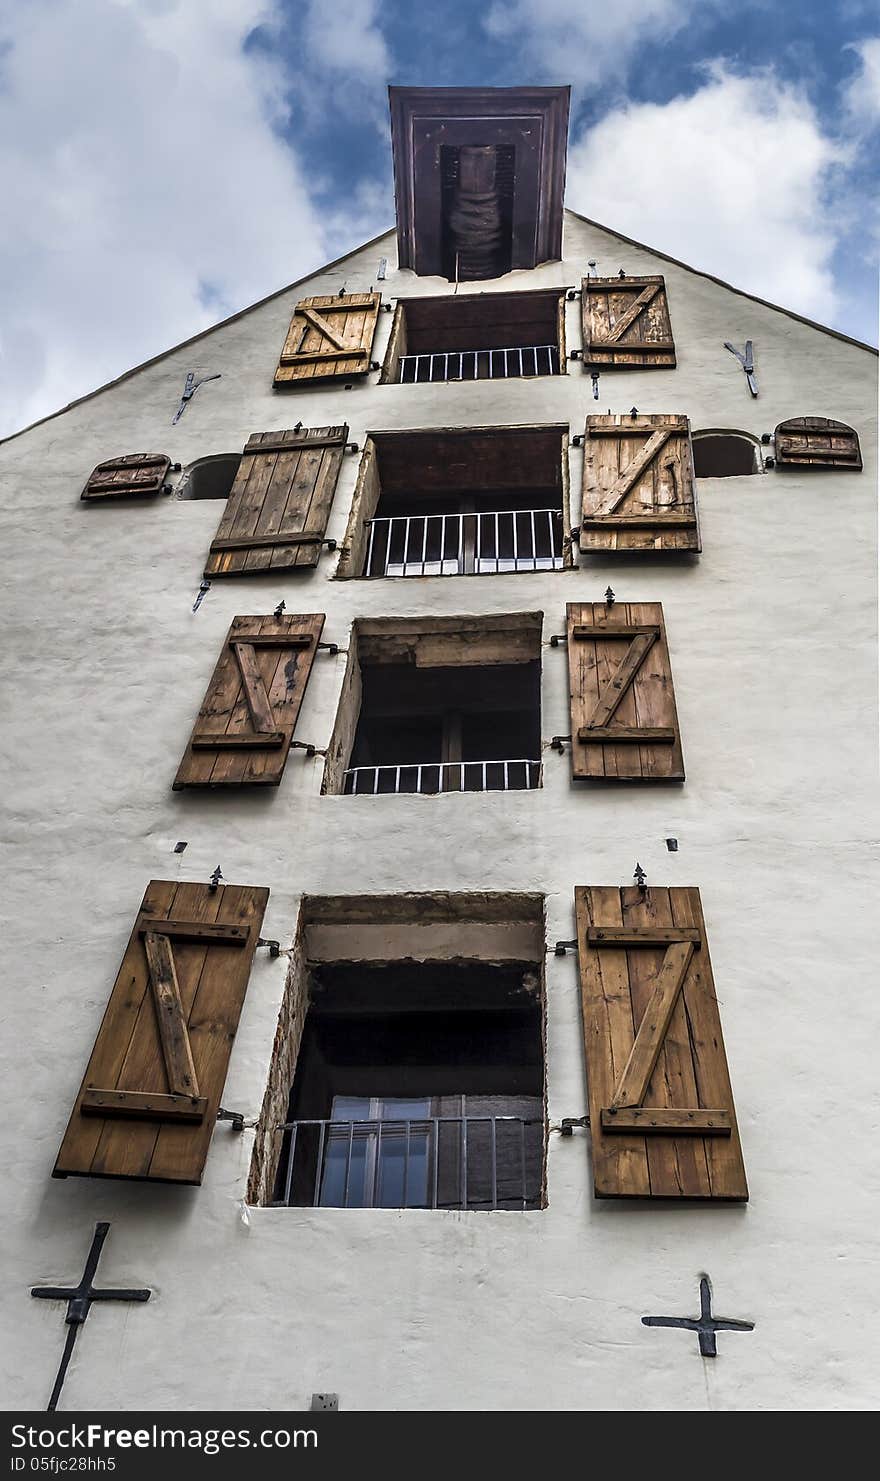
(192, 580, 211, 614)
(591, 372, 600, 400)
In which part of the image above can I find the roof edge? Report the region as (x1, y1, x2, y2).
(565, 207, 878, 356)
(0, 226, 396, 448)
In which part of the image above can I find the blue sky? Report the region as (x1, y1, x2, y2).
(0, 0, 877, 438)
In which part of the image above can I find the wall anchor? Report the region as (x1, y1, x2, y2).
(642, 1276, 754, 1358)
(172, 371, 221, 424)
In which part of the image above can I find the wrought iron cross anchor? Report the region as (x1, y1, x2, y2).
(173, 370, 221, 423)
(642, 1276, 753, 1357)
(724, 340, 758, 397)
(31, 1222, 151, 1411)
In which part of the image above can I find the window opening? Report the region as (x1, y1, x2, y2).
(692, 434, 758, 478)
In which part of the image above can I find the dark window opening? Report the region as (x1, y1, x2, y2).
(387, 289, 563, 385)
(273, 961, 544, 1211)
(360, 427, 566, 578)
(346, 659, 541, 795)
(181, 454, 242, 500)
(692, 434, 758, 478)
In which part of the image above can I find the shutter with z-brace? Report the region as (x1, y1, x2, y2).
(274, 292, 381, 385)
(173, 613, 325, 789)
(580, 414, 700, 554)
(205, 426, 347, 576)
(582, 275, 675, 368)
(566, 601, 684, 782)
(54, 880, 269, 1184)
(576, 884, 748, 1200)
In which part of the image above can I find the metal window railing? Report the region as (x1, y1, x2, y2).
(273, 1116, 544, 1211)
(399, 345, 560, 383)
(343, 758, 542, 795)
(364, 508, 564, 579)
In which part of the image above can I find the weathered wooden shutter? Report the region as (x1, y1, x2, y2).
(580, 414, 700, 554)
(582, 275, 675, 368)
(173, 613, 325, 789)
(274, 292, 381, 385)
(575, 884, 747, 1201)
(81, 453, 171, 501)
(54, 879, 269, 1184)
(774, 416, 862, 471)
(566, 601, 684, 782)
(205, 426, 347, 576)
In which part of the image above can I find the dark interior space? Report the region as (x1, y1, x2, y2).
(275, 961, 544, 1210)
(400, 290, 560, 358)
(693, 434, 757, 478)
(346, 660, 542, 792)
(365, 428, 565, 576)
(183, 454, 242, 499)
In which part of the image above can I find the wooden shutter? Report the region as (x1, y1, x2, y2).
(81, 453, 171, 501)
(54, 879, 269, 1184)
(173, 613, 325, 789)
(274, 292, 381, 385)
(582, 275, 675, 368)
(205, 425, 347, 576)
(567, 601, 684, 782)
(774, 416, 862, 471)
(580, 414, 700, 554)
(575, 884, 747, 1201)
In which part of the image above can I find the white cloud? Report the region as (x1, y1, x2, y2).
(484, 0, 720, 89)
(566, 65, 849, 324)
(0, 0, 330, 438)
(842, 36, 880, 132)
(298, 0, 391, 130)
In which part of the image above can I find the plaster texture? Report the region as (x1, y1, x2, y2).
(1, 211, 877, 1412)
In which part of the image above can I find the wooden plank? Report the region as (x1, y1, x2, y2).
(587, 419, 688, 437)
(233, 643, 277, 734)
(671, 889, 748, 1200)
(239, 437, 347, 455)
(54, 881, 178, 1178)
(209, 531, 328, 552)
(147, 884, 269, 1183)
(623, 888, 708, 1197)
(578, 726, 675, 743)
(582, 631, 656, 729)
(600, 284, 660, 344)
(592, 431, 672, 516)
(601, 1108, 731, 1135)
(137, 921, 250, 946)
(609, 942, 695, 1107)
(299, 307, 354, 351)
(280, 346, 368, 365)
(144, 932, 200, 1098)
(229, 635, 313, 648)
(587, 927, 701, 945)
(581, 514, 696, 529)
(572, 624, 659, 640)
(191, 732, 286, 750)
(81, 1090, 208, 1122)
(575, 886, 651, 1197)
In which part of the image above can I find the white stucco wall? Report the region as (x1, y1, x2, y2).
(1, 211, 877, 1412)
